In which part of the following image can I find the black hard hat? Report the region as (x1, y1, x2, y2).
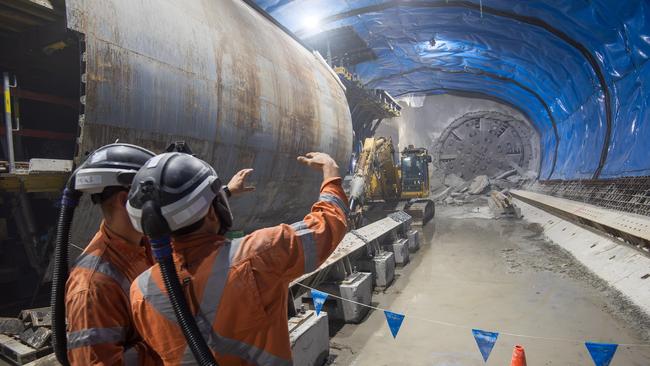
(126, 153, 233, 238)
(74, 143, 155, 194)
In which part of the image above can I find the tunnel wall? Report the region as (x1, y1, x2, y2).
(259, 0, 650, 181)
(377, 94, 540, 189)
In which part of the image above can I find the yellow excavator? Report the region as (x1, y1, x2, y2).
(349, 136, 435, 227)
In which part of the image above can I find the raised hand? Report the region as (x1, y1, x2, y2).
(297, 152, 339, 180)
(227, 168, 255, 196)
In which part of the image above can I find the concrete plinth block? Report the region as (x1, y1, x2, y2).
(289, 310, 329, 366)
(317, 272, 373, 323)
(407, 230, 420, 252)
(339, 272, 373, 323)
(358, 252, 395, 289)
(384, 238, 410, 267)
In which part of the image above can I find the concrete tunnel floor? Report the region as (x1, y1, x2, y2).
(327, 202, 650, 366)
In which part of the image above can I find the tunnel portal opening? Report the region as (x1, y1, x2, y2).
(434, 111, 540, 181)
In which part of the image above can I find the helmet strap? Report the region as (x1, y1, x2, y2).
(213, 190, 233, 235)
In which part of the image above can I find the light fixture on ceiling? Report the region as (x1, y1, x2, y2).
(302, 15, 321, 32)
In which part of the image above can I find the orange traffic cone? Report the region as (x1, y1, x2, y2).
(510, 345, 527, 366)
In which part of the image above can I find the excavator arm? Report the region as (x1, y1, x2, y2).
(349, 137, 402, 225)
(349, 137, 435, 227)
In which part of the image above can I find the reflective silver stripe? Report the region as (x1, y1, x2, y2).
(186, 305, 290, 366)
(318, 193, 348, 215)
(296, 229, 317, 273)
(290, 221, 308, 231)
(203, 240, 238, 321)
(123, 346, 139, 366)
(138, 241, 291, 366)
(291, 221, 318, 274)
(181, 240, 233, 364)
(182, 239, 292, 366)
(136, 268, 176, 323)
(74, 253, 130, 295)
(67, 327, 125, 349)
(228, 238, 242, 264)
(204, 327, 292, 366)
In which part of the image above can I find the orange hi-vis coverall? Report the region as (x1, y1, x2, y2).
(130, 177, 349, 365)
(65, 222, 160, 365)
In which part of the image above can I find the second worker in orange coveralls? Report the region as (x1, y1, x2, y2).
(126, 151, 348, 365)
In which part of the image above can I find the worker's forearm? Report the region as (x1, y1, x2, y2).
(322, 162, 340, 181)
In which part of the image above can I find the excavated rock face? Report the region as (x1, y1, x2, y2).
(435, 111, 539, 181)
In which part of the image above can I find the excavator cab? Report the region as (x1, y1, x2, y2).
(400, 145, 432, 199)
(397, 145, 435, 225)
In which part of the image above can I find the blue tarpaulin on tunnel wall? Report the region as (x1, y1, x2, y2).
(255, 0, 650, 180)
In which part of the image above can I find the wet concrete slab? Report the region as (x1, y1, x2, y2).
(328, 204, 650, 365)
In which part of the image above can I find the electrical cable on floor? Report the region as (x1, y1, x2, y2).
(295, 277, 650, 347)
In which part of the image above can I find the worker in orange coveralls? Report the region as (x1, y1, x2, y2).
(126, 151, 348, 365)
(65, 142, 256, 365)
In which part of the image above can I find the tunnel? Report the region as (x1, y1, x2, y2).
(259, 0, 650, 181)
(0, 1, 649, 365)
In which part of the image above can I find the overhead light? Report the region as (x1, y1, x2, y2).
(302, 15, 321, 32)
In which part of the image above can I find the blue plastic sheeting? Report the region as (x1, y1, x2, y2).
(256, 0, 650, 180)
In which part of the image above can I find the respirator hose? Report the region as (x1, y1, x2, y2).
(50, 187, 80, 366)
(151, 237, 219, 366)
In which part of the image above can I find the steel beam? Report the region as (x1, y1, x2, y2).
(290, 212, 410, 289)
(10, 88, 77, 109)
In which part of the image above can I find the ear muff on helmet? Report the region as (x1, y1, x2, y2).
(141, 200, 173, 240)
(136, 177, 173, 239)
(212, 188, 233, 235)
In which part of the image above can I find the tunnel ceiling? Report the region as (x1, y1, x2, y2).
(254, 0, 650, 181)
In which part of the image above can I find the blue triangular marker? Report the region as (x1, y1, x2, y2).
(311, 289, 328, 316)
(384, 311, 405, 338)
(585, 342, 618, 366)
(471, 329, 499, 362)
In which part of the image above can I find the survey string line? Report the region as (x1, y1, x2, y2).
(295, 282, 650, 347)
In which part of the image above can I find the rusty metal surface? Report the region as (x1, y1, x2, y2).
(63, 0, 352, 244)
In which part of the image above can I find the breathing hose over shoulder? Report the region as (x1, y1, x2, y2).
(50, 182, 80, 366)
(50, 143, 155, 366)
(127, 145, 232, 366)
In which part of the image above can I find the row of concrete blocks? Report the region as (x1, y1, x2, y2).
(289, 228, 421, 365)
(324, 228, 419, 322)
